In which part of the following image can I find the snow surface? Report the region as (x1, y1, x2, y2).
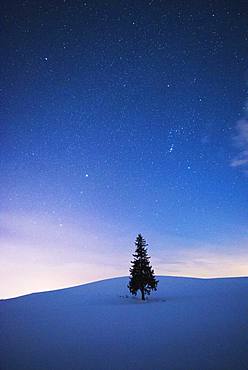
(1, 276, 248, 370)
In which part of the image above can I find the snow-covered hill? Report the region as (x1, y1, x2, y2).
(1, 276, 248, 370)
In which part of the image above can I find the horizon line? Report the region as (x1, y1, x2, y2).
(2, 274, 248, 301)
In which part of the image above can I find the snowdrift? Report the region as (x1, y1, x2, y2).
(1, 276, 248, 370)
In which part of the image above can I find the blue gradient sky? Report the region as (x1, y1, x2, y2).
(1, 1, 248, 298)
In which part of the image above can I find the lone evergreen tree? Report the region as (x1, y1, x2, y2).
(128, 234, 158, 300)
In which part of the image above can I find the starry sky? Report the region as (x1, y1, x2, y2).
(1, 0, 248, 298)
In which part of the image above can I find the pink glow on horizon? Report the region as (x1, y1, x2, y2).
(1, 212, 248, 299)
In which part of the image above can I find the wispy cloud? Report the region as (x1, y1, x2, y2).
(155, 245, 248, 278)
(231, 87, 248, 171)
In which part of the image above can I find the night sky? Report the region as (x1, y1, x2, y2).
(1, 0, 248, 298)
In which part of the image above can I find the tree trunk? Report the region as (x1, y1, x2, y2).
(141, 289, 145, 301)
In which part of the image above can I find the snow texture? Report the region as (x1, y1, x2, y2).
(1, 276, 248, 370)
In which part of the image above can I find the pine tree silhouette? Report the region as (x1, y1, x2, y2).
(128, 234, 158, 300)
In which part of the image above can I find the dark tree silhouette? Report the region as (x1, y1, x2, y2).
(128, 234, 158, 300)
